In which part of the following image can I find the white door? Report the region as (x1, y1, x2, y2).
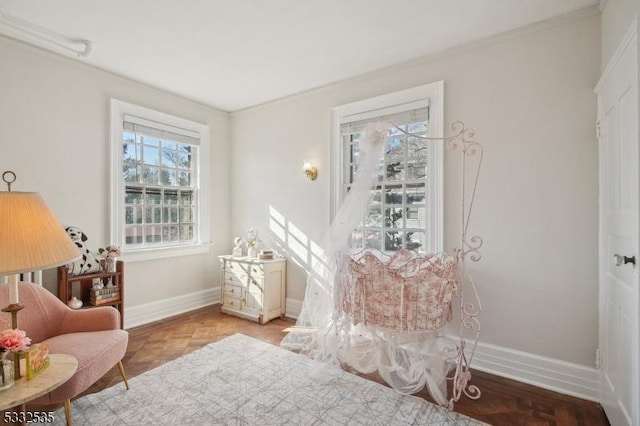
(595, 18, 639, 426)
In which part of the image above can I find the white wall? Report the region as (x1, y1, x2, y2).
(601, 0, 640, 70)
(0, 36, 231, 318)
(230, 9, 601, 367)
(0, 4, 604, 392)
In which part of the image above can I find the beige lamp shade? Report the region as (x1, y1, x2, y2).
(0, 192, 80, 275)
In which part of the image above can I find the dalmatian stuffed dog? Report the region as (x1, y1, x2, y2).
(65, 226, 102, 275)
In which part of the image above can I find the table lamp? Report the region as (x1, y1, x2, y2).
(0, 171, 80, 377)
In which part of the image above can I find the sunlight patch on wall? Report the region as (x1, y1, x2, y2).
(287, 221, 308, 261)
(309, 239, 327, 279)
(269, 205, 327, 282)
(269, 205, 286, 242)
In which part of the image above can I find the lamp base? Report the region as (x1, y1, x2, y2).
(2, 304, 24, 328)
(1, 304, 24, 380)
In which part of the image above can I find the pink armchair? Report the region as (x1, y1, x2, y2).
(0, 282, 129, 425)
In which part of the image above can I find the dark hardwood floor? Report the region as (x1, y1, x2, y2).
(71, 306, 609, 425)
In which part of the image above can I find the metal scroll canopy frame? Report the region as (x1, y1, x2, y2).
(395, 120, 484, 408)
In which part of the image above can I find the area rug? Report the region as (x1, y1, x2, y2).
(52, 333, 488, 425)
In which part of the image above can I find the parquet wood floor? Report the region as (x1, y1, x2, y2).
(56, 306, 610, 425)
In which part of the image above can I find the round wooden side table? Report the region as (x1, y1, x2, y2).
(0, 354, 78, 424)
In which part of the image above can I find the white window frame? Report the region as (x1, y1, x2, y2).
(330, 81, 444, 254)
(110, 99, 211, 262)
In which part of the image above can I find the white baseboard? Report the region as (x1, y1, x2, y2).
(467, 339, 600, 402)
(285, 297, 302, 319)
(126, 293, 600, 402)
(124, 287, 220, 329)
(283, 300, 599, 402)
(126, 291, 298, 329)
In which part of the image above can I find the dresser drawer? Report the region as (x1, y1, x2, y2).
(225, 262, 250, 277)
(247, 264, 264, 277)
(225, 266, 264, 287)
(224, 271, 248, 287)
(224, 283, 243, 298)
(223, 293, 242, 310)
(246, 273, 264, 288)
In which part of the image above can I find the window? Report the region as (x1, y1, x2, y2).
(110, 100, 210, 260)
(331, 82, 443, 254)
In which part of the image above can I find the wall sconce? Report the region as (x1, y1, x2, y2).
(303, 161, 318, 181)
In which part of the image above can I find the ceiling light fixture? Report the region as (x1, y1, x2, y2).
(0, 9, 92, 57)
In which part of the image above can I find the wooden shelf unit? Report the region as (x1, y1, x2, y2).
(57, 260, 124, 329)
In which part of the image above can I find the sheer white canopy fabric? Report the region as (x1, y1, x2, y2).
(280, 122, 462, 406)
(279, 122, 387, 363)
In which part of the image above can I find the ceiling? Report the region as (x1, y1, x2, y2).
(1, 0, 599, 112)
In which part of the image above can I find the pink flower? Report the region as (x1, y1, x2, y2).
(99, 245, 122, 259)
(0, 329, 31, 352)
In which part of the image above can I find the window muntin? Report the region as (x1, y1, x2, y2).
(110, 99, 210, 261)
(343, 112, 430, 252)
(122, 122, 198, 248)
(332, 81, 443, 255)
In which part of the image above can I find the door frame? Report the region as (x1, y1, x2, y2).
(595, 15, 640, 426)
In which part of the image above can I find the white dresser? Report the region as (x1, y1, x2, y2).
(218, 255, 286, 324)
